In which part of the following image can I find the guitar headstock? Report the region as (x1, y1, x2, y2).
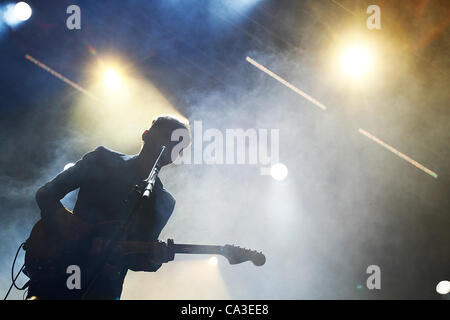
(221, 245, 266, 266)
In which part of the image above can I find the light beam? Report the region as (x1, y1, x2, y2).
(25, 54, 99, 101)
(359, 128, 438, 179)
(246, 56, 327, 110)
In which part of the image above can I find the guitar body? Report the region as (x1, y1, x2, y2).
(24, 219, 93, 283)
(25, 219, 62, 264)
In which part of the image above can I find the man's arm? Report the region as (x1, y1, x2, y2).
(36, 149, 97, 237)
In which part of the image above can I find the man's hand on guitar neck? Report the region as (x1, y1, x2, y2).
(119, 241, 175, 272)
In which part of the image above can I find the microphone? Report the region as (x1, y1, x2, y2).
(143, 146, 166, 198)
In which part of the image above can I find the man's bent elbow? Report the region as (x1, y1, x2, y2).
(35, 185, 48, 208)
(35, 184, 58, 215)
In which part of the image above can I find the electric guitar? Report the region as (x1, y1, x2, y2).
(23, 218, 266, 283)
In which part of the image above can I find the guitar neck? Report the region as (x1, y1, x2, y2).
(91, 239, 265, 266)
(170, 243, 223, 255)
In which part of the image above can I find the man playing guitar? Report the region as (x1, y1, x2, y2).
(26, 115, 191, 300)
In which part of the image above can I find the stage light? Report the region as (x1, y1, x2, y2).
(123, 259, 230, 299)
(14, 2, 32, 21)
(3, 2, 31, 27)
(208, 257, 218, 267)
(247, 56, 327, 110)
(218, 0, 261, 14)
(63, 163, 75, 171)
(103, 68, 121, 89)
(74, 56, 185, 153)
(339, 44, 373, 78)
(436, 280, 450, 295)
(270, 163, 288, 181)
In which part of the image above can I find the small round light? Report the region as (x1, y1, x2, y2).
(270, 163, 288, 181)
(63, 163, 75, 171)
(208, 257, 218, 267)
(14, 2, 32, 21)
(436, 280, 450, 295)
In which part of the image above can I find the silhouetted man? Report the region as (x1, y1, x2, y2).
(26, 115, 190, 299)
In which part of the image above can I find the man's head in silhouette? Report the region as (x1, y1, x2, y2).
(138, 115, 191, 171)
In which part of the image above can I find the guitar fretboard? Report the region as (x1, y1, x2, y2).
(170, 244, 223, 255)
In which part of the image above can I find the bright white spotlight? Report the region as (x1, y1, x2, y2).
(63, 163, 75, 171)
(14, 2, 32, 21)
(270, 163, 288, 181)
(339, 44, 373, 78)
(436, 280, 450, 295)
(3, 4, 18, 26)
(103, 68, 121, 89)
(3, 2, 31, 26)
(208, 257, 218, 267)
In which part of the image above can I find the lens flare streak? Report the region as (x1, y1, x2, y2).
(246, 56, 327, 110)
(25, 54, 99, 101)
(359, 128, 438, 179)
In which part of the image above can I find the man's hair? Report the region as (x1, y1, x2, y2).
(151, 114, 189, 131)
(144, 114, 191, 146)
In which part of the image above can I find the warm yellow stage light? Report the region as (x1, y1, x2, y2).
(74, 57, 186, 154)
(103, 68, 121, 89)
(339, 45, 373, 78)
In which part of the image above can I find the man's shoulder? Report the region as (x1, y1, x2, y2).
(83, 146, 127, 164)
(93, 145, 125, 157)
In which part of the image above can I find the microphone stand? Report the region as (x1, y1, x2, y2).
(82, 146, 166, 299)
(142, 146, 166, 199)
